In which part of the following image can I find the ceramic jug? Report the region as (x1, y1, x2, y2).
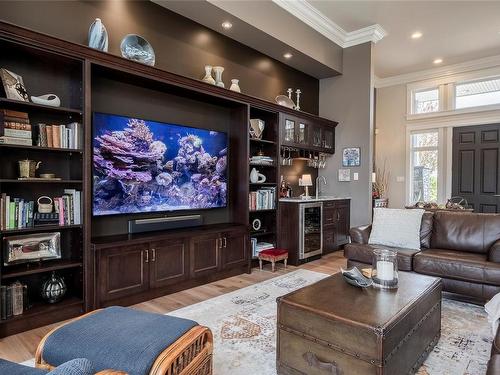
(250, 168, 266, 183)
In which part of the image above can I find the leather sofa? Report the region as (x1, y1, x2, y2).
(344, 211, 500, 301)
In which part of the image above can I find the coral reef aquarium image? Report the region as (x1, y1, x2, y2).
(92, 112, 228, 216)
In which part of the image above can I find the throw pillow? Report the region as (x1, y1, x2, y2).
(48, 358, 94, 375)
(368, 208, 425, 250)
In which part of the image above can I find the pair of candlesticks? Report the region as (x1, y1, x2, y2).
(287, 88, 302, 111)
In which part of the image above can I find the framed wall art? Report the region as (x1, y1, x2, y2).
(342, 147, 361, 167)
(338, 168, 351, 182)
(0, 68, 29, 102)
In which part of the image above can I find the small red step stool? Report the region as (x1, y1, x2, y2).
(258, 248, 289, 272)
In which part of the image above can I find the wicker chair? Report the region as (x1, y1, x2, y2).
(35, 308, 213, 375)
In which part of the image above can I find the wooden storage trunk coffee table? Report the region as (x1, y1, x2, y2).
(277, 272, 442, 375)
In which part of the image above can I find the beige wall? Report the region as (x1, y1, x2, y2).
(319, 43, 375, 226)
(374, 84, 407, 208)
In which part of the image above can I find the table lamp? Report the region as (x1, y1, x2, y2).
(299, 174, 313, 199)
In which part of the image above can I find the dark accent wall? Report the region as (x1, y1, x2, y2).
(281, 161, 319, 197)
(0, 0, 319, 114)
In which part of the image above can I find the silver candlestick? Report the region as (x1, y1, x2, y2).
(287, 88, 293, 99)
(295, 89, 301, 111)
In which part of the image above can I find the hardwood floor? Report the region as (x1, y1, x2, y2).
(0, 251, 346, 363)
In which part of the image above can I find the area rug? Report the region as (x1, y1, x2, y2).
(168, 270, 493, 375)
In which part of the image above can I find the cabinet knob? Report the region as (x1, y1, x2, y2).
(144, 249, 149, 263)
(151, 248, 156, 262)
(223, 237, 227, 248)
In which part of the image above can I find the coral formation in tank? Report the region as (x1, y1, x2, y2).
(93, 113, 227, 215)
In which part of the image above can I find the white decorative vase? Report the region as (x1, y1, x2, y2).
(213, 66, 225, 88)
(250, 168, 266, 183)
(202, 65, 216, 85)
(88, 18, 108, 52)
(229, 79, 241, 92)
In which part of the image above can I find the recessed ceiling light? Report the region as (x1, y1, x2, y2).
(433, 58, 443, 64)
(411, 31, 423, 39)
(221, 21, 232, 30)
(283, 52, 293, 59)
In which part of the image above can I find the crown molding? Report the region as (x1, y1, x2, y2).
(375, 54, 500, 88)
(272, 0, 387, 48)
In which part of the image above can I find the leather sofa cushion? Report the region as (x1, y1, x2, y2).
(431, 212, 500, 254)
(414, 249, 500, 286)
(490, 240, 500, 263)
(487, 354, 500, 375)
(420, 212, 434, 249)
(344, 243, 419, 271)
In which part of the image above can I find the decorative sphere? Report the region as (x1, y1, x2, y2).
(41, 272, 67, 304)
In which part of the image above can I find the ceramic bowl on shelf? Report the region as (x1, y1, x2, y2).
(275, 95, 295, 109)
(120, 34, 155, 66)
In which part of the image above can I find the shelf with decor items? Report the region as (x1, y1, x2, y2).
(0, 21, 339, 336)
(0, 32, 86, 337)
(249, 106, 280, 260)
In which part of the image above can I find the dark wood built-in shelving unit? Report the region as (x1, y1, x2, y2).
(0, 20, 338, 337)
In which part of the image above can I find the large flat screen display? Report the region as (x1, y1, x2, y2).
(92, 112, 228, 216)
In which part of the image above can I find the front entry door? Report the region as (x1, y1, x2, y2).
(452, 124, 500, 212)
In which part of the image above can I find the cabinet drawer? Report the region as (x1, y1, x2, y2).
(323, 201, 335, 208)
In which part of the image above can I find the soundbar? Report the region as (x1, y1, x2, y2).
(128, 214, 203, 234)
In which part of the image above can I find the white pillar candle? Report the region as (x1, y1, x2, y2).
(377, 260, 394, 281)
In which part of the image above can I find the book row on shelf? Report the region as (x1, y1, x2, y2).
(0, 189, 82, 230)
(251, 238, 275, 257)
(0, 109, 82, 149)
(249, 187, 276, 211)
(1, 281, 28, 320)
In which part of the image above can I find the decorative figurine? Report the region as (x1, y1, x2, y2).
(30, 94, 61, 107)
(287, 88, 293, 99)
(202, 65, 216, 85)
(295, 89, 302, 111)
(88, 18, 109, 52)
(229, 79, 241, 92)
(213, 66, 225, 88)
(120, 34, 155, 66)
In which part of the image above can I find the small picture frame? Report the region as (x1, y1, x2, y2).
(0, 68, 29, 102)
(342, 147, 361, 167)
(338, 168, 351, 182)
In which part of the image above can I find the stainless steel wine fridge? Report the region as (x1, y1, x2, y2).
(298, 202, 323, 260)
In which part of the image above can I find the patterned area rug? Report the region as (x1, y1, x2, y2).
(168, 270, 493, 375)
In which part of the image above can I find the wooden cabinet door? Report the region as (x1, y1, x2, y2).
(323, 128, 335, 152)
(334, 201, 351, 246)
(323, 228, 336, 254)
(310, 124, 323, 149)
(97, 244, 149, 304)
(281, 114, 296, 145)
(150, 239, 188, 289)
(190, 233, 221, 278)
(221, 229, 248, 269)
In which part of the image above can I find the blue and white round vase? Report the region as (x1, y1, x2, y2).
(88, 18, 108, 52)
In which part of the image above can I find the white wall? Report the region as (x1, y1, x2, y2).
(374, 84, 407, 208)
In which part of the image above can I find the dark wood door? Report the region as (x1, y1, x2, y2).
(149, 239, 189, 289)
(453, 124, 500, 213)
(97, 244, 149, 304)
(190, 233, 221, 278)
(221, 229, 248, 269)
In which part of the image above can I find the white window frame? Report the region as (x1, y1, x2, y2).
(406, 127, 446, 205)
(406, 66, 500, 120)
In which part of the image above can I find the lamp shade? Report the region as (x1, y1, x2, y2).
(299, 174, 313, 186)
